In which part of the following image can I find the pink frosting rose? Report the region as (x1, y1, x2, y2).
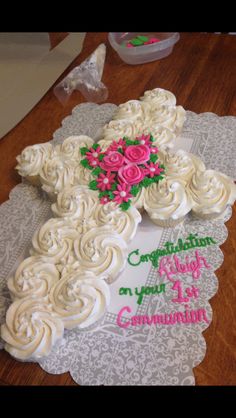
(100, 151, 125, 171)
(118, 163, 145, 185)
(124, 145, 150, 164)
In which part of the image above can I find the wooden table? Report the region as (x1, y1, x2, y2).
(0, 32, 236, 386)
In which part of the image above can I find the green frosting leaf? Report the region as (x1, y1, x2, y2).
(140, 177, 153, 188)
(120, 200, 131, 211)
(111, 182, 118, 191)
(150, 154, 158, 163)
(98, 153, 105, 161)
(98, 191, 109, 198)
(92, 143, 100, 150)
(130, 185, 141, 197)
(125, 139, 140, 146)
(80, 158, 90, 168)
(152, 175, 165, 183)
(89, 180, 98, 190)
(108, 191, 115, 200)
(80, 147, 89, 156)
(92, 167, 103, 176)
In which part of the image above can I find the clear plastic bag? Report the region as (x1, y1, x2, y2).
(54, 43, 108, 104)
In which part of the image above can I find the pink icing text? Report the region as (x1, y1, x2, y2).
(158, 250, 211, 281)
(117, 305, 210, 328)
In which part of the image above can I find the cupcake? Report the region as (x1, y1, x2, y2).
(51, 185, 98, 225)
(149, 104, 186, 135)
(139, 87, 177, 108)
(30, 218, 78, 264)
(1, 297, 64, 360)
(113, 99, 146, 122)
(7, 256, 60, 300)
(101, 118, 142, 142)
(130, 187, 145, 213)
(93, 200, 142, 243)
(142, 125, 176, 151)
(54, 135, 94, 161)
(163, 149, 206, 185)
(73, 225, 128, 284)
(144, 177, 193, 227)
(49, 270, 110, 330)
(15, 142, 53, 186)
(188, 169, 236, 220)
(39, 155, 76, 201)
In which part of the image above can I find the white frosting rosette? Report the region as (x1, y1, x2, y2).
(113, 100, 146, 122)
(73, 226, 128, 283)
(39, 156, 76, 199)
(143, 125, 176, 150)
(8, 256, 60, 300)
(139, 87, 177, 107)
(49, 270, 110, 329)
(163, 150, 206, 184)
(54, 135, 94, 161)
(144, 178, 193, 227)
(130, 187, 146, 211)
(150, 105, 186, 134)
(93, 201, 142, 243)
(102, 119, 141, 141)
(16, 142, 53, 185)
(73, 163, 95, 186)
(52, 186, 141, 241)
(188, 169, 236, 219)
(51, 185, 98, 221)
(1, 297, 64, 360)
(30, 218, 78, 264)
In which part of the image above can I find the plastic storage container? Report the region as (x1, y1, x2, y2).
(108, 32, 180, 65)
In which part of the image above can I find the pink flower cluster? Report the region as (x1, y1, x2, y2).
(81, 134, 165, 210)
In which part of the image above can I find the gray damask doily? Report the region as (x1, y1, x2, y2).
(0, 103, 235, 385)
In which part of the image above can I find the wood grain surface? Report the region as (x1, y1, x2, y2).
(0, 32, 236, 386)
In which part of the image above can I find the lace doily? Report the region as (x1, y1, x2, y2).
(0, 103, 235, 385)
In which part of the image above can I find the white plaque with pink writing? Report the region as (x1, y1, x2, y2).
(0, 103, 235, 385)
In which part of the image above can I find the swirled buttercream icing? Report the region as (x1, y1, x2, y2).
(93, 201, 142, 242)
(99, 88, 185, 145)
(144, 178, 193, 224)
(73, 226, 128, 283)
(139, 88, 177, 107)
(51, 185, 98, 221)
(1, 297, 64, 360)
(130, 187, 145, 210)
(39, 156, 76, 196)
(8, 256, 60, 300)
(188, 169, 236, 217)
(54, 135, 94, 160)
(52, 186, 141, 240)
(150, 105, 186, 134)
(113, 100, 146, 122)
(49, 270, 110, 329)
(73, 163, 95, 186)
(163, 150, 206, 184)
(16, 142, 53, 179)
(142, 125, 176, 150)
(30, 218, 78, 264)
(102, 119, 141, 141)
